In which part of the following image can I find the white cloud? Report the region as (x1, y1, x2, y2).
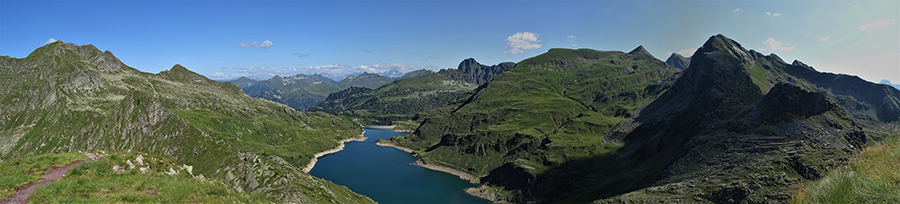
(258, 40, 273, 48)
(428, 55, 437, 58)
(43, 38, 59, 45)
(211, 72, 225, 77)
(566, 35, 575, 39)
(360, 48, 373, 53)
(810, 52, 900, 84)
(676, 48, 697, 56)
(572, 44, 578, 47)
(732, 8, 743, 13)
(504, 32, 542, 54)
(763, 38, 794, 51)
(858, 19, 898, 34)
(236, 40, 274, 48)
(295, 53, 310, 58)
(766, 12, 771, 16)
(818, 36, 830, 42)
(772, 13, 781, 17)
(853, 5, 859, 8)
(758, 48, 767, 51)
(666, 51, 673, 56)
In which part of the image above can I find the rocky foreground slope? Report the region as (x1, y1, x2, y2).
(0, 42, 372, 203)
(383, 34, 900, 203)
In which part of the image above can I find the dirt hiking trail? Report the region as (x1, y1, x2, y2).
(1, 154, 104, 204)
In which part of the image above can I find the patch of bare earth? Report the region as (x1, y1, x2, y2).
(0, 154, 105, 204)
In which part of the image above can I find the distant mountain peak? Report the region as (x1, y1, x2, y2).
(699, 34, 756, 66)
(170, 64, 189, 71)
(379, 69, 405, 78)
(628, 45, 648, 54)
(458, 58, 482, 70)
(791, 60, 815, 71)
(30, 41, 125, 72)
(159, 64, 211, 82)
(665, 53, 691, 70)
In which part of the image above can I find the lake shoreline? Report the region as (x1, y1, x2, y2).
(375, 140, 503, 202)
(303, 130, 367, 173)
(374, 141, 479, 183)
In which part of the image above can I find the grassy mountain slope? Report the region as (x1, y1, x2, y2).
(318, 58, 514, 125)
(541, 35, 898, 203)
(384, 35, 900, 203)
(11, 152, 269, 203)
(383, 47, 681, 180)
(790, 134, 900, 203)
(0, 42, 372, 203)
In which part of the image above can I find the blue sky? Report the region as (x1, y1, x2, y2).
(1, 0, 898, 83)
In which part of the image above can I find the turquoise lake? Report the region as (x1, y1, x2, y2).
(309, 128, 489, 204)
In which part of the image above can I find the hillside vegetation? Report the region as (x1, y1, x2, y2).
(318, 58, 514, 125)
(791, 134, 900, 203)
(19, 152, 268, 203)
(0, 42, 372, 203)
(385, 46, 680, 183)
(382, 35, 900, 203)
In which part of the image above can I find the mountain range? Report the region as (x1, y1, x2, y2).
(375, 34, 900, 203)
(317, 58, 515, 125)
(0, 42, 373, 203)
(227, 70, 427, 110)
(3, 34, 898, 203)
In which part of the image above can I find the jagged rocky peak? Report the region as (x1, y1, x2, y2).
(698, 34, 756, 66)
(792, 59, 815, 70)
(665, 53, 691, 70)
(457, 58, 484, 73)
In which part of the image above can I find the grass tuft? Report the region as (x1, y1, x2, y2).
(791, 136, 900, 204)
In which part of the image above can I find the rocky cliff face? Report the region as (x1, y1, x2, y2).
(0, 42, 372, 203)
(456, 58, 516, 85)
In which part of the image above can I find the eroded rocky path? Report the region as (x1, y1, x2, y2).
(1, 154, 104, 204)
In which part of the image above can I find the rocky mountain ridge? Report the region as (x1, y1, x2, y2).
(0, 41, 373, 203)
(317, 58, 515, 125)
(381, 34, 900, 203)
